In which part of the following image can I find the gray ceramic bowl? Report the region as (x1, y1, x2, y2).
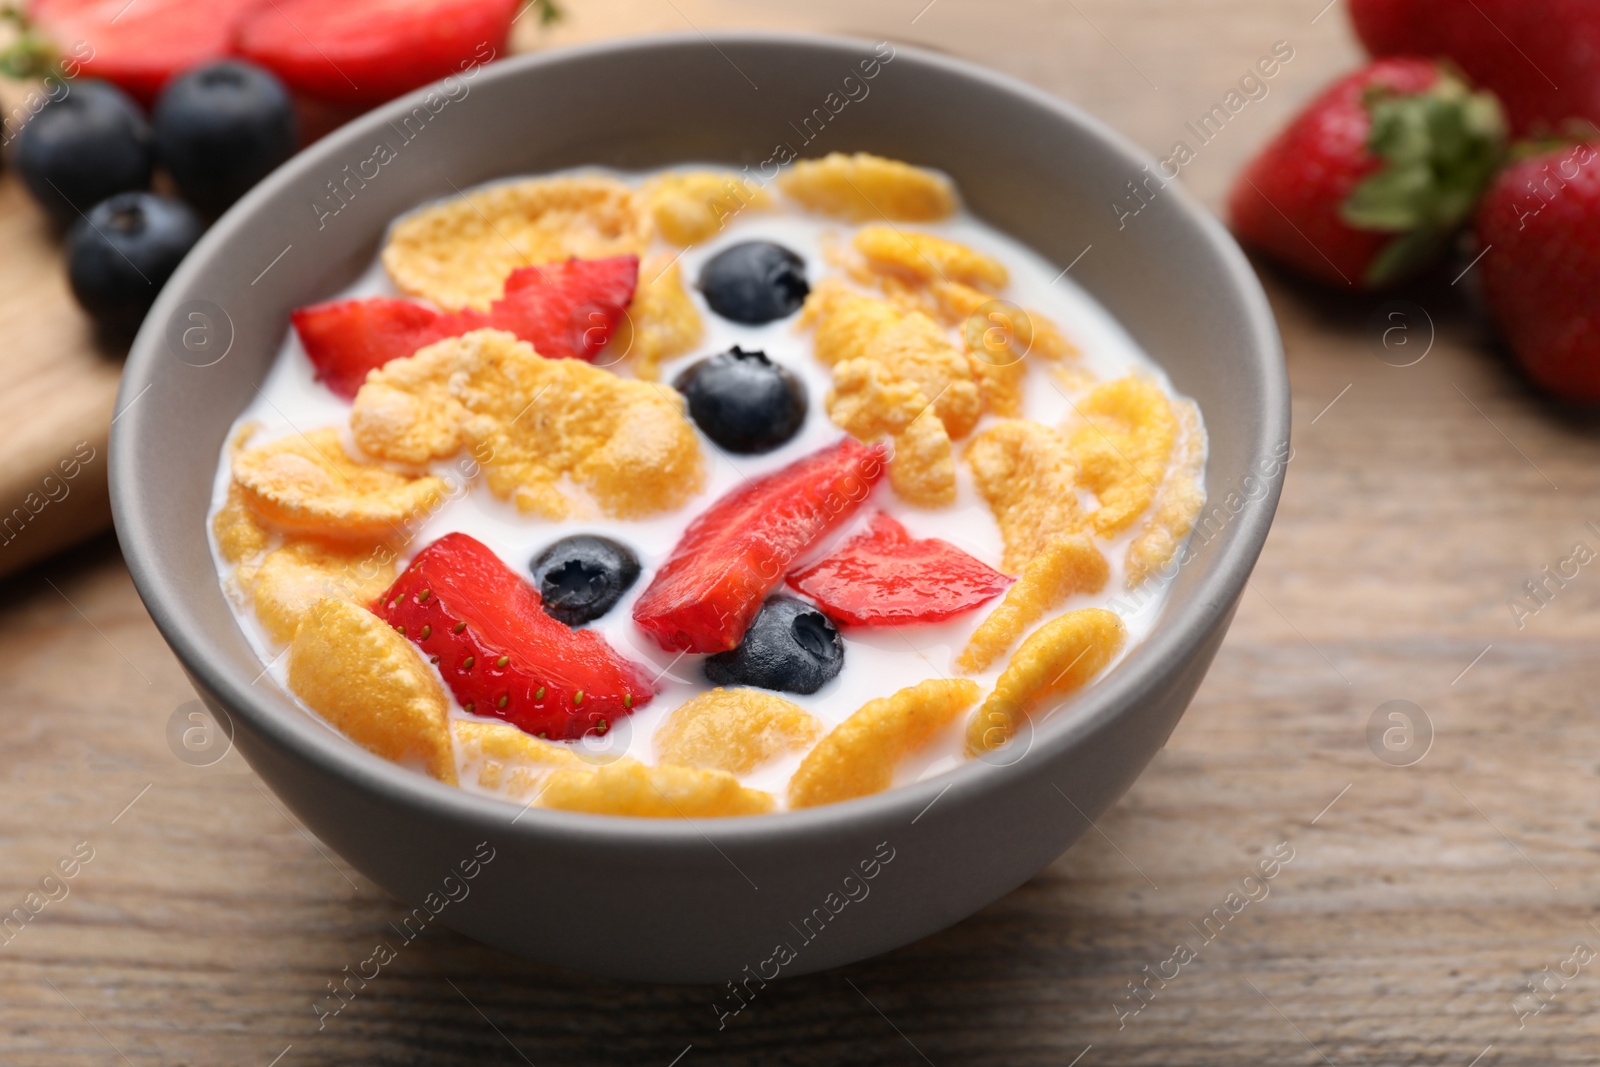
(111, 32, 1286, 983)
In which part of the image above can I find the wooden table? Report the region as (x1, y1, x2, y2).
(5, 2, 1598, 1064)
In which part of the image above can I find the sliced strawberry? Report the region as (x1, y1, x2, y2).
(292, 298, 467, 398)
(489, 257, 638, 362)
(233, 0, 518, 107)
(632, 438, 889, 654)
(787, 513, 1012, 627)
(28, 0, 262, 106)
(373, 533, 653, 741)
(292, 255, 638, 399)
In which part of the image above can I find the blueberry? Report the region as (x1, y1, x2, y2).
(67, 193, 203, 338)
(16, 80, 153, 226)
(530, 535, 641, 626)
(153, 61, 297, 216)
(673, 346, 808, 453)
(698, 240, 809, 324)
(704, 596, 844, 695)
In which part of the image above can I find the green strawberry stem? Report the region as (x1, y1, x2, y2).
(1342, 70, 1508, 286)
(516, 0, 563, 27)
(0, 4, 63, 81)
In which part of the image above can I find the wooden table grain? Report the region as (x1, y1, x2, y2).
(5, 2, 1599, 1064)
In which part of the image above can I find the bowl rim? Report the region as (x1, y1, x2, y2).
(111, 29, 1288, 850)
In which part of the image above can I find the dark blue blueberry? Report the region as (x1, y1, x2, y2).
(153, 60, 297, 216)
(704, 596, 843, 695)
(697, 240, 809, 324)
(67, 193, 203, 338)
(16, 80, 153, 226)
(530, 535, 641, 626)
(673, 346, 807, 454)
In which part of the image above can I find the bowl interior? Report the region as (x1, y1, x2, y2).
(111, 32, 1286, 841)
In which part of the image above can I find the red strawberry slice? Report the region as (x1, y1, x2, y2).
(28, 0, 262, 106)
(1228, 57, 1506, 288)
(292, 255, 638, 399)
(373, 532, 653, 741)
(234, 0, 519, 107)
(633, 438, 889, 654)
(487, 257, 640, 362)
(292, 298, 465, 399)
(788, 513, 1012, 627)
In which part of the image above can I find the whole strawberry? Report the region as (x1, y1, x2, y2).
(1228, 57, 1506, 288)
(1475, 141, 1600, 400)
(1351, 0, 1600, 136)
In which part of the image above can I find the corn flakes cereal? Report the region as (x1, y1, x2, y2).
(654, 688, 822, 776)
(213, 482, 271, 564)
(965, 608, 1126, 756)
(965, 419, 1086, 573)
(853, 226, 1008, 290)
(889, 407, 956, 507)
(539, 758, 775, 818)
(1126, 398, 1207, 587)
(454, 719, 587, 800)
(805, 281, 982, 439)
(250, 538, 397, 645)
(232, 427, 447, 542)
(606, 253, 703, 381)
(1068, 377, 1179, 539)
(956, 533, 1109, 673)
(789, 679, 981, 809)
(351, 330, 704, 519)
(779, 153, 956, 222)
(643, 170, 771, 246)
(382, 176, 651, 310)
(825, 358, 927, 439)
(287, 597, 456, 783)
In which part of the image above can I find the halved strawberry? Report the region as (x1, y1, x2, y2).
(632, 438, 888, 654)
(28, 0, 262, 106)
(488, 257, 639, 362)
(292, 255, 639, 399)
(233, 0, 518, 107)
(373, 532, 653, 741)
(292, 298, 463, 398)
(788, 513, 1012, 627)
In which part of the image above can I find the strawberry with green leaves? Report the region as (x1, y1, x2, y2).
(1350, 0, 1600, 136)
(1229, 57, 1506, 288)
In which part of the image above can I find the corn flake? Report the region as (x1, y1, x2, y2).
(213, 482, 271, 564)
(956, 533, 1109, 673)
(232, 427, 446, 542)
(966, 608, 1127, 756)
(607, 253, 702, 380)
(789, 679, 981, 809)
(653, 688, 822, 776)
(889, 407, 956, 508)
(643, 170, 771, 246)
(539, 758, 774, 818)
(352, 329, 704, 519)
(779, 153, 956, 222)
(853, 226, 1008, 290)
(1068, 377, 1179, 538)
(454, 719, 587, 800)
(965, 419, 1086, 573)
(382, 176, 650, 310)
(250, 538, 397, 645)
(287, 597, 456, 783)
(806, 281, 982, 440)
(1126, 398, 1207, 587)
